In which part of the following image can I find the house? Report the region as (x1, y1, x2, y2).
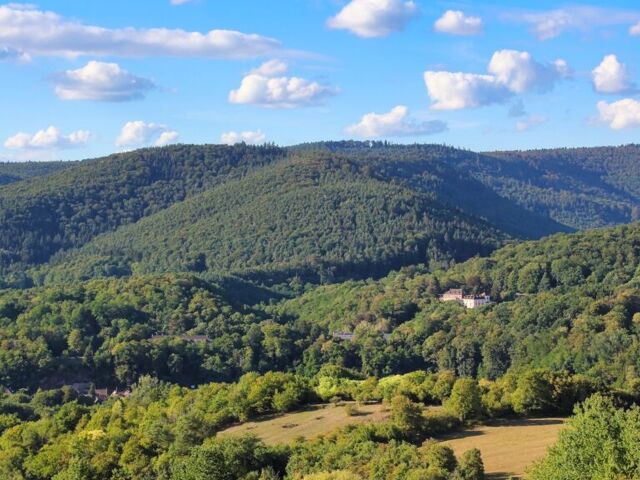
(438, 288, 491, 309)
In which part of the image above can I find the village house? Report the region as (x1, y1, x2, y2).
(438, 288, 491, 309)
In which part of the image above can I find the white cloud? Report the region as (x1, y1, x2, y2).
(487, 50, 568, 94)
(434, 10, 483, 36)
(50, 61, 156, 101)
(116, 121, 179, 147)
(345, 105, 447, 138)
(171, 0, 194, 4)
(0, 3, 280, 59)
(221, 129, 266, 145)
(516, 114, 547, 131)
(597, 99, 640, 130)
(229, 60, 337, 108)
(631, 21, 640, 36)
(592, 55, 635, 94)
(505, 6, 640, 41)
(424, 72, 509, 110)
(327, 0, 418, 38)
(424, 50, 569, 110)
(4, 126, 90, 149)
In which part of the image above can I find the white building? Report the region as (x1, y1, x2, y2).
(439, 288, 491, 309)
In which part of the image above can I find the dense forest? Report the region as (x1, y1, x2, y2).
(0, 161, 73, 186)
(300, 142, 640, 230)
(2, 143, 640, 479)
(40, 153, 510, 289)
(0, 144, 286, 276)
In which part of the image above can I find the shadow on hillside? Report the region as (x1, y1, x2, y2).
(438, 417, 565, 441)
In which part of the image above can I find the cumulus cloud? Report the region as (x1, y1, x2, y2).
(229, 60, 337, 108)
(631, 21, 640, 36)
(220, 129, 266, 145)
(434, 10, 483, 36)
(505, 6, 640, 40)
(487, 50, 569, 93)
(592, 55, 635, 94)
(345, 105, 447, 138)
(116, 121, 179, 147)
(327, 0, 418, 38)
(597, 99, 640, 130)
(4, 126, 90, 150)
(516, 114, 547, 131)
(50, 61, 156, 101)
(424, 49, 569, 110)
(0, 3, 280, 59)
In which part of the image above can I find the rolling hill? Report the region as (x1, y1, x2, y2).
(41, 152, 511, 287)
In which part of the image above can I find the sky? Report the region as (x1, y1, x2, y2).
(1, 0, 640, 161)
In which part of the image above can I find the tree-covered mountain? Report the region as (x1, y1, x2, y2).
(300, 141, 640, 230)
(474, 145, 640, 229)
(0, 161, 73, 186)
(0, 144, 286, 274)
(41, 152, 510, 287)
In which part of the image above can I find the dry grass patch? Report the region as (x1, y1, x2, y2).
(218, 402, 389, 445)
(440, 417, 565, 479)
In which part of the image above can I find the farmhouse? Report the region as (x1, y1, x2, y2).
(439, 288, 491, 309)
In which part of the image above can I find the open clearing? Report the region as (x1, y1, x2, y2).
(219, 405, 564, 479)
(218, 402, 390, 444)
(440, 418, 566, 479)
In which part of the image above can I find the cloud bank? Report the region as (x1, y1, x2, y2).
(424, 50, 569, 110)
(345, 105, 446, 138)
(4, 126, 90, 150)
(51, 61, 156, 101)
(434, 10, 483, 36)
(229, 60, 338, 108)
(116, 121, 179, 147)
(0, 3, 280, 59)
(327, 0, 418, 38)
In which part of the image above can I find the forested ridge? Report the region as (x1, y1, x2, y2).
(2, 143, 640, 479)
(40, 153, 509, 289)
(0, 161, 74, 186)
(0, 144, 286, 276)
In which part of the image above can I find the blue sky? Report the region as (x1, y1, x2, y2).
(1, 0, 640, 161)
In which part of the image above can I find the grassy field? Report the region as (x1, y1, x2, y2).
(219, 404, 564, 478)
(218, 402, 390, 445)
(440, 418, 565, 479)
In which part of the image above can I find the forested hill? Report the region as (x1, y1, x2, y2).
(0, 144, 286, 274)
(41, 153, 509, 287)
(0, 160, 73, 186)
(300, 141, 640, 230)
(2, 141, 639, 289)
(477, 145, 640, 229)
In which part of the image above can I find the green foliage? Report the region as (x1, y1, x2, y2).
(42, 152, 507, 289)
(445, 379, 482, 422)
(453, 449, 484, 480)
(0, 144, 285, 276)
(529, 394, 640, 480)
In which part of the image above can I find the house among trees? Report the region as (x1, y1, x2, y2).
(439, 288, 491, 309)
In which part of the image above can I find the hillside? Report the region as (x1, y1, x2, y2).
(0, 144, 286, 274)
(0, 161, 73, 186)
(41, 153, 509, 287)
(276, 222, 640, 383)
(478, 145, 640, 229)
(301, 141, 640, 230)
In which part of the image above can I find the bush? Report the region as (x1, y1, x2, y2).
(445, 379, 482, 422)
(453, 448, 484, 479)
